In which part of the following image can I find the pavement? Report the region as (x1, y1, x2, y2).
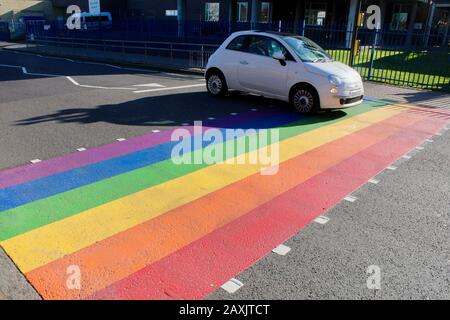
(0, 49, 449, 300)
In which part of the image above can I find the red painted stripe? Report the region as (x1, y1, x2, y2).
(90, 114, 448, 300)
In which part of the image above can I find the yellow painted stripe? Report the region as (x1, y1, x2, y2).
(1, 106, 404, 273)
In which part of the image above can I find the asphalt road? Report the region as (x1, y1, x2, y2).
(0, 49, 449, 300)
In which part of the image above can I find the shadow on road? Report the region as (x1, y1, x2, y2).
(15, 91, 348, 129)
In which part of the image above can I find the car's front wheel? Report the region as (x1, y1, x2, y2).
(291, 86, 319, 114)
(206, 71, 228, 97)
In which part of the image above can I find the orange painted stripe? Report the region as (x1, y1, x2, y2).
(26, 108, 426, 300)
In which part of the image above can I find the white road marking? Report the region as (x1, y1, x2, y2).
(230, 113, 238, 116)
(314, 216, 330, 224)
(77, 148, 87, 152)
(133, 83, 205, 93)
(66, 76, 134, 90)
(133, 83, 166, 88)
(387, 166, 397, 171)
(208, 117, 216, 120)
(221, 278, 244, 294)
(369, 179, 380, 185)
(402, 155, 412, 160)
(30, 159, 42, 164)
(116, 138, 126, 142)
(425, 139, 434, 143)
(151, 130, 161, 133)
(416, 146, 425, 151)
(344, 196, 358, 203)
(272, 244, 291, 256)
(66, 76, 80, 86)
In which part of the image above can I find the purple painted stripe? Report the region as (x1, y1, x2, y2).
(0, 108, 284, 189)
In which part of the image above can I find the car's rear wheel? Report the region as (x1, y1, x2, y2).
(291, 87, 319, 114)
(206, 71, 228, 97)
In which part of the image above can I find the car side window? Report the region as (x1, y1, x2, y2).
(247, 36, 270, 56)
(226, 36, 249, 52)
(247, 36, 295, 61)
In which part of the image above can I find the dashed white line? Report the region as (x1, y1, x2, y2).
(387, 166, 397, 171)
(151, 129, 161, 133)
(402, 155, 412, 160)
(314, 216, 331, 224)
(30, 159, 42, 164)
(77, 148, 87, 152)
(272, 244, 291, 256)
(116, 138, 126, 142)
(344, 196, 358, 203)
(221, 278, 244, 294)
(416, 146, 425, 151)
(369, 178, 380, 185)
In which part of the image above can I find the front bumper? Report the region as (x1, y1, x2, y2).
(320, 84, 364, 109)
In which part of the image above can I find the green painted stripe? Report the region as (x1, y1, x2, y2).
(0, 101, 388, 241)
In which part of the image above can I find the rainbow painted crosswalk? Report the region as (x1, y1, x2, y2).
(0, 99, 449, 300)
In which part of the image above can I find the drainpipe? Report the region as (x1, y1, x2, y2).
(177, 0, 185, 38)
(405, 1, 419, 47)
(294, 0, 302, 34)
(251, 0, 260, 29)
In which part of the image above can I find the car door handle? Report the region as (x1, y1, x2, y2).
(239, 61, 249, 65)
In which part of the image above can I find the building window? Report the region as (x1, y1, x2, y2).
(205, 2, 220, 22)
(165, 10, 178, 17)
(305, 2, 327, 26)
(390, 4, 410, 31)
(260, 2, 271, 23)
(236, 2, 249, 22)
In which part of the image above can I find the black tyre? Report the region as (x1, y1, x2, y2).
(206, 71, 228, 97)
(291, 86, 319, 114)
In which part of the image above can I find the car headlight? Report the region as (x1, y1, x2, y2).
(328, 75, 343, 87)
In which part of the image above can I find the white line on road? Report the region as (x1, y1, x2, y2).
(387, 166, 397, 171)
(133, 83, 205, 93)
(344, 196, 358, 203)
(116, 138, 126, 142)
(66, 76, 79, 86)
(66, 76, 135, 90)
(403, 155, 412, 160)
(272, 244, 291, 256)
(314, 216, 331, 224)
(77, 148, 87, 152)
(221, 278, 244, 294)
(133, 83, 166, 88)
(30, 159, 42, 164)
(416, 146, 425, 151)
(369, 178, 380, 185)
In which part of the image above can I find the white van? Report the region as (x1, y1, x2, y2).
(80, 12, 112, 30)
(206, 31, 364, 114)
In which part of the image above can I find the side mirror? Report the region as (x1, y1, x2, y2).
(272, 51, 286, 61)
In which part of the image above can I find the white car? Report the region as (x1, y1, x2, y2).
(205, 31, 364, 114)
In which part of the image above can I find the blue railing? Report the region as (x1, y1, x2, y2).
(24, 18, 450, 91)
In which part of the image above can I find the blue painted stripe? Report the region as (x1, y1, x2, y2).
(0, 113, 302, 212)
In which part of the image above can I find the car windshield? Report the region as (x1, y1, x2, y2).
(283, 36, 332, 63)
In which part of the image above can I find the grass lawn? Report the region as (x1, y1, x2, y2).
(327, 49, 450, 91)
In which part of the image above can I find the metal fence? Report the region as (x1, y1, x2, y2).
(0, 22, 10, 41)
(24, 18, 450, 91)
